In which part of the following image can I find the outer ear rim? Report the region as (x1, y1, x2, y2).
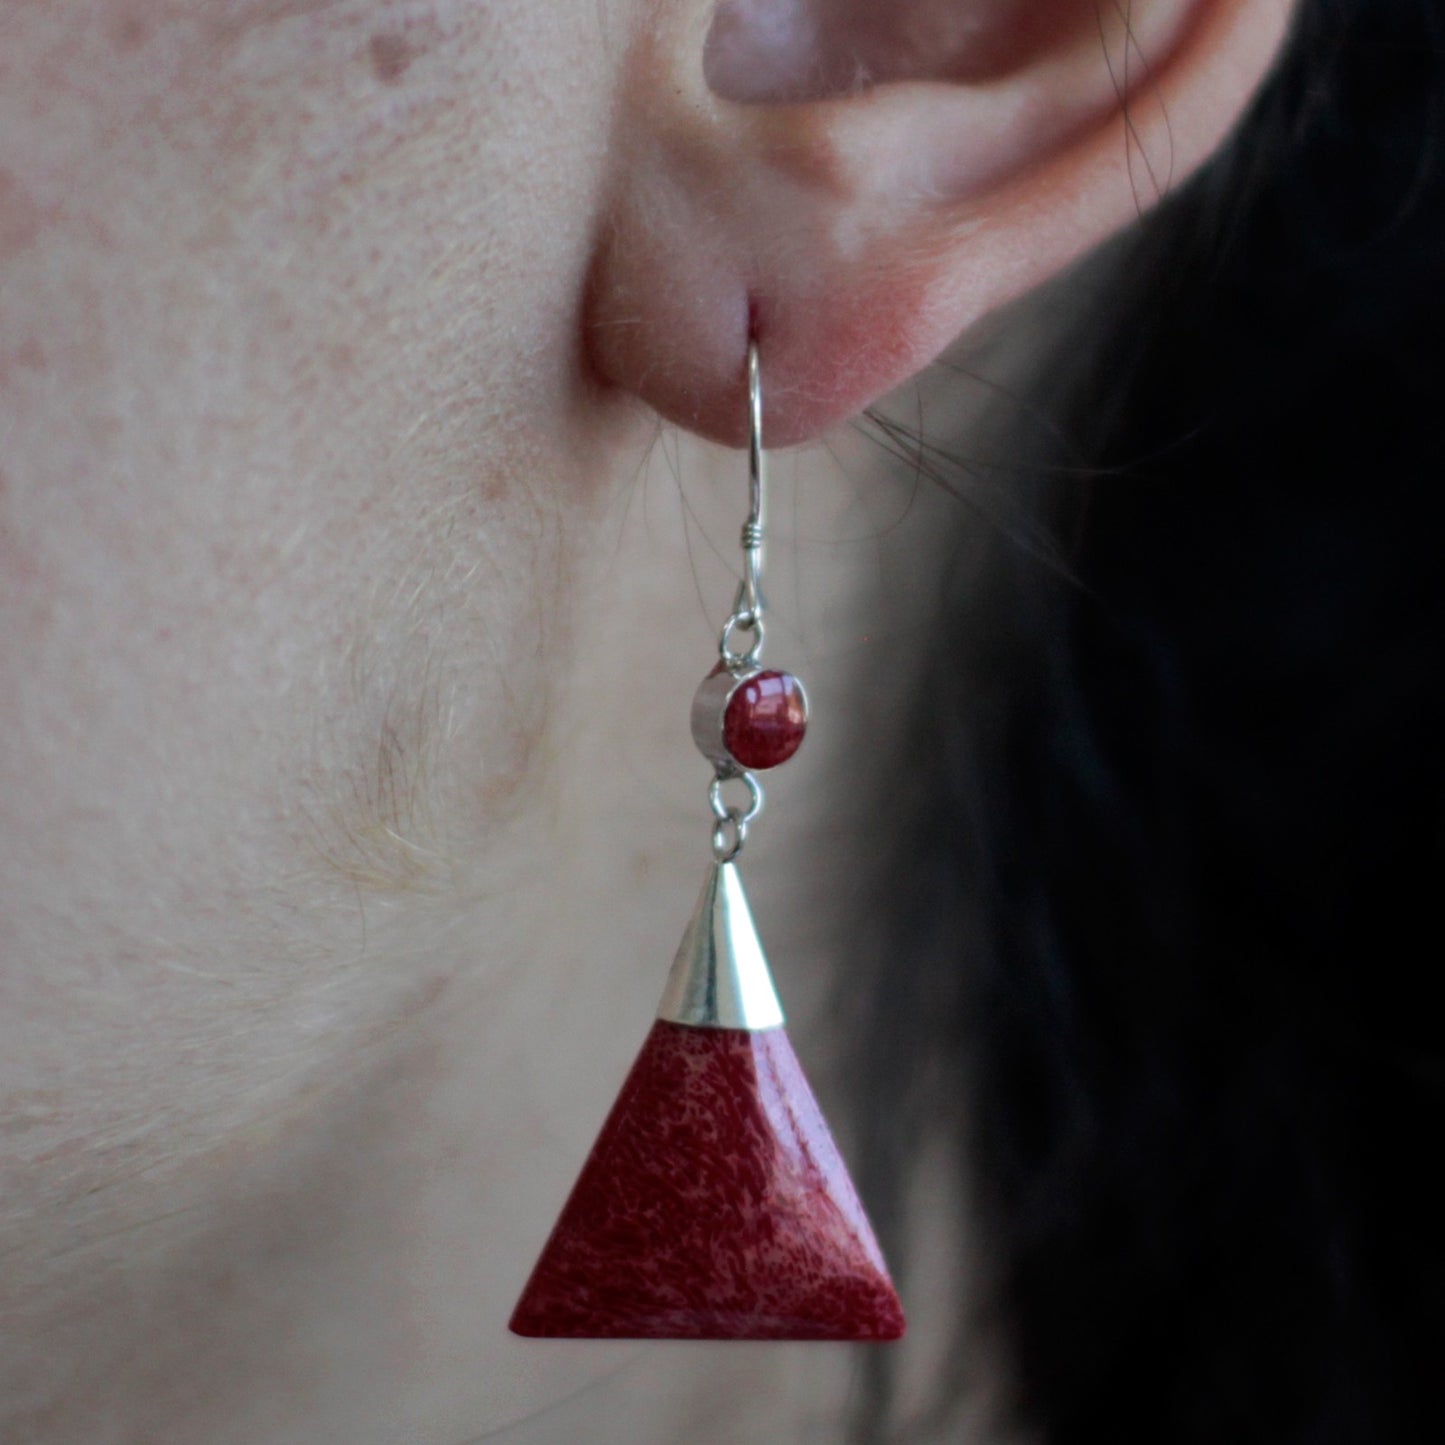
(585, 0, 1294, 449)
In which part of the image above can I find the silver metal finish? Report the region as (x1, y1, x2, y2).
(691, 666, 749, 767)
(719, 341, 768, 673)
(655, 861, 785, 1030)
(707, 770, 763, 860)
(719, 612, 765, 672)
(739, 341, 766, 628)
(708, 770, 763, 826)
(710, 814, 746, 864)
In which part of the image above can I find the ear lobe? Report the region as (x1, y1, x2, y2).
(586, 0, 1292, 448)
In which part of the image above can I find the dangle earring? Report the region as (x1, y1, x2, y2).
(510, 343, 905, 1341)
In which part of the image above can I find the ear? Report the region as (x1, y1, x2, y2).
(586, 0, 1292, 446)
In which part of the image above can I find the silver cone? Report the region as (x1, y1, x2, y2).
(655, 861, 785, 1030)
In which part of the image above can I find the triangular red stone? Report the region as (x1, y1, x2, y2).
(509, 1019, 905, 1340)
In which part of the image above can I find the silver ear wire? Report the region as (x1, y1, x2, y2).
(721, 340, 767, 671)
(741, 339, 765, 621)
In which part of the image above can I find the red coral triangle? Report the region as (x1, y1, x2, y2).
(509, 1019, 905, 1340)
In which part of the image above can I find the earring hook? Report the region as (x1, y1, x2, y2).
(723, 340, 767, 669)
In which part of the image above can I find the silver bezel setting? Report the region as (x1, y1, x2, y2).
(690, 666, 810, 772)
(691, 665, 759, 770)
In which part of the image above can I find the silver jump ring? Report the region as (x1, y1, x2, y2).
(708, 769, 763, 825)
(711, 814, 747, 864)
(719, 611, 765, 669)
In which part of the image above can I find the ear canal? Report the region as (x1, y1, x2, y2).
(705, 0, 1133, 101)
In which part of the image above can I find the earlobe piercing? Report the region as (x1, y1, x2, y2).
(509, 341, 905, 1341)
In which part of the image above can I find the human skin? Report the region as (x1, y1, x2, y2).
(1, 1, 1289, 1439)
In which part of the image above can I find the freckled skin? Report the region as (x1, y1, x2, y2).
(510, 1020, 905, 1340)
(368, 32, 413, 83)
(0, 167, 46, 263)
(0, 3, 642, 1434)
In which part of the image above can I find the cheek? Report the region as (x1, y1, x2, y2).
(0, 0, 622, 1217)
(0, 349, 556, 1198)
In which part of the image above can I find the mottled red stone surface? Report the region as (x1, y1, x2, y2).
(723, 670, 807, 770)
(509, 1020, 905, 1340)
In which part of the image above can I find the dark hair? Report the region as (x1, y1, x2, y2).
(853, 1, 1445, 1439)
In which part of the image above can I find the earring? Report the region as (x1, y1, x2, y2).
(509, 342, 905, 1341)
